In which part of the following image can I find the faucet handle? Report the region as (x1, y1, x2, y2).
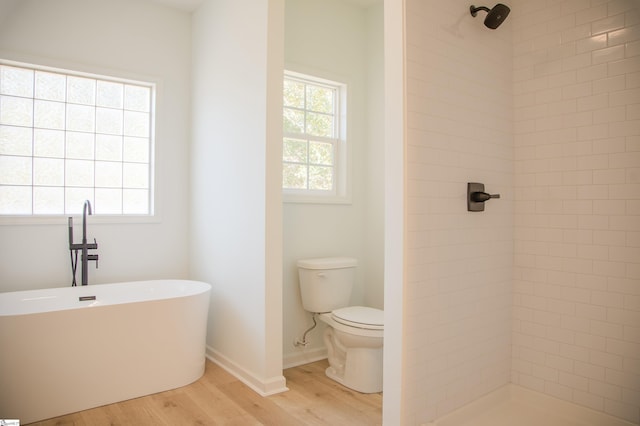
(85, 239, 98, 250)
(88, 254, 99, 269)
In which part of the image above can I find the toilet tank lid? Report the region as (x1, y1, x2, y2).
(297, 257, 357, 270)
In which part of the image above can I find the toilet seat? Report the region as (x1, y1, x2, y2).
(332, 306, 383, 330)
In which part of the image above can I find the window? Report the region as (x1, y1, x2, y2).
(282, 71, 347, 202)
(0, 60, 154, 216)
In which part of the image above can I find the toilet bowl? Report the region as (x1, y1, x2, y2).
(320, 306, 383, 393)
(297, 257, 384, 394)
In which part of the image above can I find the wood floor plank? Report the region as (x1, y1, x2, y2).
(27, 359, 382, 425)
(183, 380, 261, 425)
(281, 361, 382, 423)
(218, 380, 303, 426)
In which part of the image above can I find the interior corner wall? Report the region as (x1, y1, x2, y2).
(0, 0, 191, 291)
(190, 0, 285, 394)
(511, 0, 640, 423)
(404, 0, 514, 423)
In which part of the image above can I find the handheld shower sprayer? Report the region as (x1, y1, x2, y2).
(68, 216, 74, 246)
(470, 3, 510, 29)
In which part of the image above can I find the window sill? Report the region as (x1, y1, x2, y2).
(283, 193, 352, 205)
(0, 214, 160, 226)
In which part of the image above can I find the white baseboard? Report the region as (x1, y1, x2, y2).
(283, 346, 328, 369)
(206, 346, 289, 396)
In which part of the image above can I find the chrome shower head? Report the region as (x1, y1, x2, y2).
(470, 3, 510, 29)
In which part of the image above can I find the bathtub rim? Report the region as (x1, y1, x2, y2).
(0, 279, 211, 316)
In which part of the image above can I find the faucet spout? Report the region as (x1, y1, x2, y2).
(82, 200, 92, 244)
(80, 200, 95, 286)
(69, 200, 99, 286)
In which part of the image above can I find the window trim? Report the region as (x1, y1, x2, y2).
(283, 68, 351, 205)
(0, 58, 158, 224)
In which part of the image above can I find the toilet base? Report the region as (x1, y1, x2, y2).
(326, 365, 349, 389)
(324, 328, 383, 394)
(324, 348, 383, 393)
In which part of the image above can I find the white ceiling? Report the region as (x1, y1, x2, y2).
(146, 0, 203, 12)
(147, 0, 382, 13)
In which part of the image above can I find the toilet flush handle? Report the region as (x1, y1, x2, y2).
(317, 272, 326, 278)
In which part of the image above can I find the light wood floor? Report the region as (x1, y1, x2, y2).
(29, 359, 382, 425)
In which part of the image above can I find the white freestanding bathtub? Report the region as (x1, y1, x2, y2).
(0, 279, 211, 424)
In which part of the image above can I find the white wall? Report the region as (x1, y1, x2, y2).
(0, 0, 191, 291)
(190, 0, 286, 395)
(404, 0, 514, 422)
(511, 0, 640, 423)
(282, 0, 385, 367)
(382, 0, 406, 422)
(365, 2, 386, 310)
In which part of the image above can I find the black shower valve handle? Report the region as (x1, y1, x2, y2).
(470, 191, 500, 203)
(467, 182, 500, 212)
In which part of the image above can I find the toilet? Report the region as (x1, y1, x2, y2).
(297, 257, 383, 393)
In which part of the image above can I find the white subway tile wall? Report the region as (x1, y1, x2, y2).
(513, 0, 640, 423)
(405, 0, 514, 423)
(405, 0, 639, 424)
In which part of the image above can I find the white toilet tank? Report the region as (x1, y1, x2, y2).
(297, 257, 357, 313)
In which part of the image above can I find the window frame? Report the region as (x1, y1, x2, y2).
(282, 69, 350, 204)
(0, 58, 157, 224)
